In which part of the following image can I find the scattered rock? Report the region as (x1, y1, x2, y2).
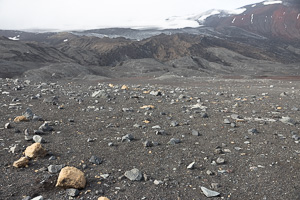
(248, 128, 259, 135)
(98, 197, 110, 200)
(280, 117, 297, 125)
(211, 183, 221, 189)
(39, 122, 53, 132)
(92, 90, 110, 98)
(150, 91, 161, 96)
(154, 180, 163, 185)
(14, 116, 29, 122)
(167, 138, 181, 145)
(43, 96, 59, 105)
(170, 121, 179, 127)
(23, 108, 34, 120)
(206, 170, 214, 175)
(4, 122, 11, 129)
(187, 161, 195, 169)
(13, 157, 29, 168)
(152, 125, 161, 129)
(124, 168, 143, 181)
(31, 196, 44, 200)
(89, 155, 102, 165)
(66, 188, 79, 197)
(24, 143, 47, 159)
(48, 164, 63, 174)
(24, 129, 33, 141)
(216, 157, 225, 164)
(201, 186, 220, 197)
(122, 134, 134, 142)
(33, 135, 45, 143)
(56, 166, 86, 189)
(121, 85, 129, 90)
(223, 119, 231, 124)
(191, 130, 200, 136)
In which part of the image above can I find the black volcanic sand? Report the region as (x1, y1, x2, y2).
(0, 76, 299, 200)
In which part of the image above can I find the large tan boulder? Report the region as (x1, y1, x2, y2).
(98, 197, 110, 200)
(24, 143, 47, 159)
(56, 166, 86, 189)
(13, 157, 29, 168)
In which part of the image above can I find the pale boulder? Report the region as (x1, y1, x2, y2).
(56, 166, 86, 189)
(98, 197, 110, 200)
(24, 143, 47, 159)
(13, 157, 29, 168)
(14, 115, 29, 122)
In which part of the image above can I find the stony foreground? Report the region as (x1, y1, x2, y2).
(0, 77, 299, 200)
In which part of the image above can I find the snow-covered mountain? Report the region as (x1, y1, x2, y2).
(199, 0, 300, 40)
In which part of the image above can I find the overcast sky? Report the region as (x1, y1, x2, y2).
(0, 0, 264, 31)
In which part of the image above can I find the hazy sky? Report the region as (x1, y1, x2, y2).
(0, 0, 264, 30)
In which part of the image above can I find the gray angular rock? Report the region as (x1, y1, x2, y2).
(291, 107, 299, 111)
(216, 157, 225, 164)
(124, 168, 143, 181)
(48, 164, 63, 174)
(4, 122, 11, 129)
(223, 119, 231, 124)
(150, 91, 161, 96)
(92, 90, 110, 98)
(167, 138, 181, 145)
(143, 140, 152, 147)
(39, 122, 53, 132)
(155, 130, 166, 135)
(31, 195, 44, 200)
(33, 135, 45, 143)
(170, 121, 179, 127)
(66, 188, 79, 197)
(154, 180, 163, 185)
(280, 117, 297, 125)
(201, 186, 220, 197)
(122, 134, 134, 142)
(248, 128, 259, 135)
(200, 113, 209, 118)
(191, 130, 200, 136)
(231, 114, 242, 120)
(89, 155, 102, 165)
(23, 108, 34, 120)
(43, 96, 58, 105)
(152, 125, 161, 129)
(187, 161, 195, 169)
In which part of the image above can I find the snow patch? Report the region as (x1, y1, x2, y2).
(263, 1, 282, 5)
(251, 14, 254, 24)
(252, 4, 257, 7)
(8, 35, 20, 41)
(232, 17, 236, 23)
(195, 10, 221, 22)
(63, 39, 68, 42)
(194, 8, 246, 23)
(297, 13, 300, 19)
(227, 8, 247, 15)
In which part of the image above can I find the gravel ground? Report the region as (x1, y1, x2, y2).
(0, 76, 299, 200)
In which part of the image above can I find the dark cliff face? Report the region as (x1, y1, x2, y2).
(204, 0, 300, 40)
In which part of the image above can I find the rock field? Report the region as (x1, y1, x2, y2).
(0, 76, 299, 200)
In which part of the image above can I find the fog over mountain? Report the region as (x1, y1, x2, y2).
(0, 0, 262, 31)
